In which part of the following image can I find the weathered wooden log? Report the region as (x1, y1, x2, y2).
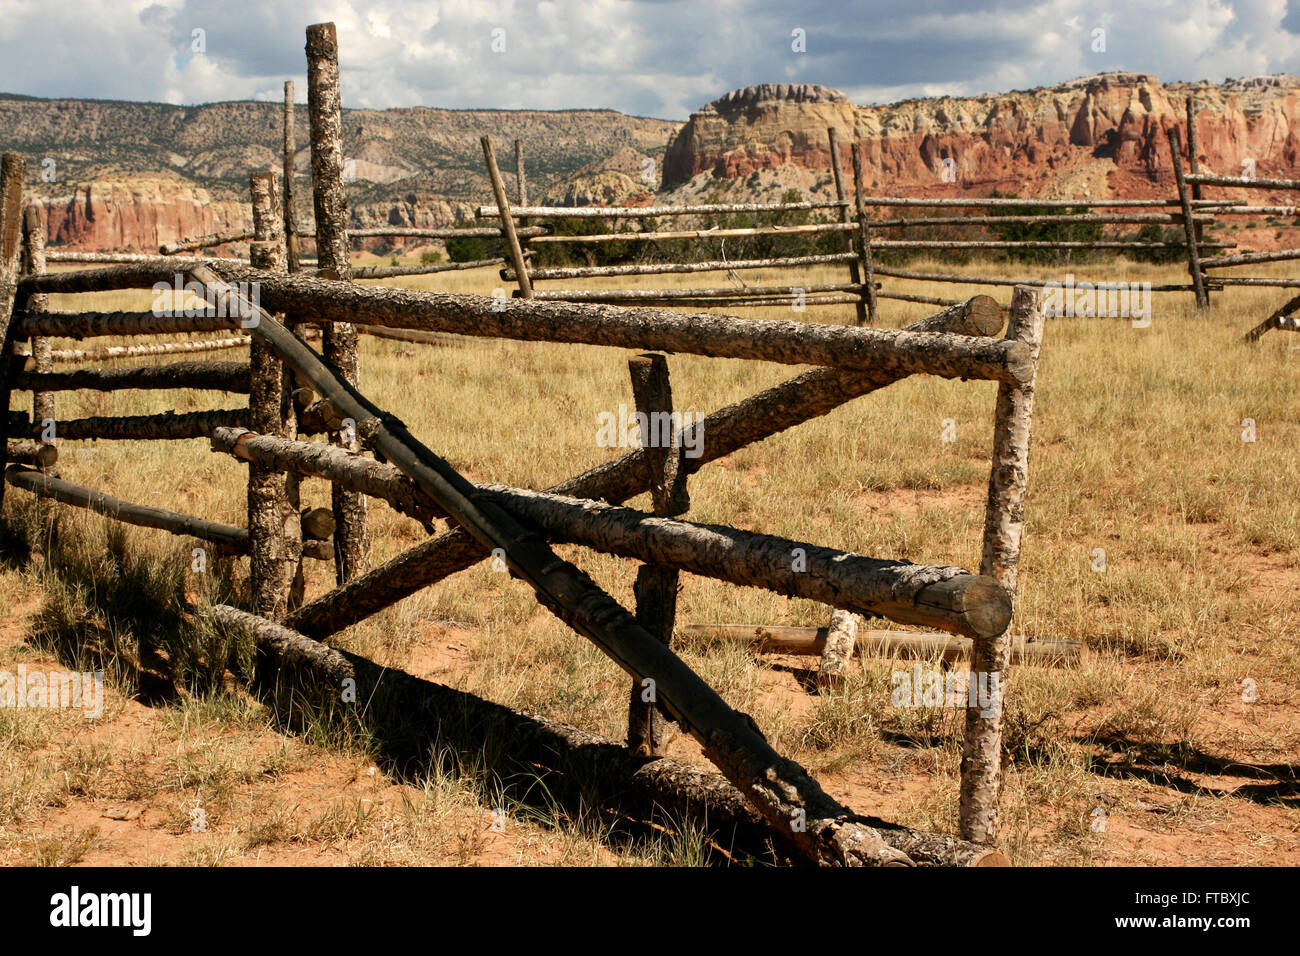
(626, 354, 687, 758)
(592, 294, 867, 309)
(354, 324, 462, 347)
(526, 221, 854, 244)
(514, 139, 528, 206)
(865, 213, 1216, 227)
(351, 256, 516, 280)
(850, 138, 879, 323)
(478, 200, 849, 218)
(0, 151, 28, 513)
(247, 169, 300, 621)
(277, 296, 1006, 640)
(858, 196, 1236, 209)
(1213, 276, 1300, 287)
(212, 603, 354, 686)
(211, 270, 1030, 384)
(297, 397, 346, 435)
(13, 310, 244, 340)
(1185, 98, 1207, 261)
(874, 239, 1228, 250)
(196, 266, 924, 866)
(46, 251, 246, 266)
(18, 263, 196, 297)
(32, 408, 247, 442)
(1168, 129, 1209, 310)
(5, 464, 247, 550)
(872, 265, 1208, 292)
(284, 80, 301, 273)
(482, 136, 533, 300)
(678, 624, 1081, 666)
(20, 206, 54, 445)
(878, 291, 963, 307)
(5, 441, 57, 469)
(13, 361, 251, 394)
(1244, 293, 1300, 343)
(507, 252, 860, 281)
(1210, 205, 1298, 215)
(1200, 247, 1300, 269)
(160, 229, 255, 255)
(350, 226, 549, 240)
(307, 20, 369, 586)
(1185, 172, 1300, 190)
(817, 610, 858, 689)
(529, 282, 866, 301)
(49, 337, 249, 363)
(961, 285, 1047, 847)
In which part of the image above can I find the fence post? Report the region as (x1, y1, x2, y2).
(1185, 97, 1207, 307)
(283, 80, 301, 274)
(306, 21, 369, 583)
(959, 284, 1046, 846)
(827, 128, 867, 326)
(247, 170, 301, 619)
(625, 353, 689, 758)
(21, 205, 53, 465)
(0, 151, 27, 514)
(1167, 128, 1209, 310)
(482, 136, 533, 300)
(849, 141, 879, 324)
(514, 138, 528, 207)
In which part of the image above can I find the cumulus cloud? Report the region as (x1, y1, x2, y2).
(0, 0, 1297, 118)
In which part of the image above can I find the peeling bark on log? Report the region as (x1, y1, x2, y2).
(960, 285, 1047, 847)
(195, 266, 922, 866)
(19, 263, 200, 297)
(850, 139, 879, 324)
(6, 441, 57, 468)
(277, 296, 1005, 640)
(0, 151, 28, 513)
(478, 200, 849, 218)
(247, 170, 300, 620)
(48, 338, 249, 363)
(212, 603, 354, 686)
(826, 128, 867, 326)
(1185, 172, 1300, 190)
(284, 80, 301, 273)
(13, 310, 244, 340)
(1200, 247, 1300, 269)
(307, 21, 368, 586)
(817, 610, 858, 689)
(530, 282, 866, 301)
(209, 270, 1029, 384)
(20, 206, 54, 447)
(46, 251, 246, 266)
(13, 361, 251, 394)
(507, 252, 859, 281)
(678, 624, 1081, 666)
(159, 229, 255, 255)
(32, 408, 247, 442)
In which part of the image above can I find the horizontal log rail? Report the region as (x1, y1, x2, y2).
(48, 337, 249, 363)
(508, 252, 861, 281)
(191, 263, 921, 867)
(679, 623, 1081, 666)
(478, 200, 850, 218)
(276, 296, 1004, 640)
(18, 263, 188, 296)
(572, 294, 867, 309)
(212, 268, 1031, 385)
(354, 324, 463, 347)
(159, 229, 256, 255)
(23, 408, 247, 441)
(13, 361, 251, 394)
(858, 197, 1241, 209)
(528, 222, 859, 244)
(46, 251, 246, 266)
(13, 310, 247, 340)
(5, 441, 57, 469)
(528, 283, 866, 301)
(1199, 247, 1300, 269)
(872, 265, 1216, 292)
(864, 213, 1217, 227)
(1185, 173, 1300, 190)
(352, 256, 519, 280)
(209, 427, 1011, 638)
(350, 225, 550, 239)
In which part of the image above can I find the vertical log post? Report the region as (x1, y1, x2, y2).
(247, 171, 301, 619)
(514, 138, 528, 208)
(306, 21, 369, 583)
(20, 206, 53, 468)
(816, 609, 858, 689)
(625, 353, 689, 758)
(0, 152, 28, 514)
(959, 285, 1046, 846)
(1185, 97, 1207, 306)
(1168, 128, 1208, 310)
(482, 136, 533, 300)
(828, 128, 867, 326)
(849, 141, 879, 324)
(283, 80, 301, 274)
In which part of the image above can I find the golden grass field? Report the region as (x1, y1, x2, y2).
(1, 256, 1297, 866)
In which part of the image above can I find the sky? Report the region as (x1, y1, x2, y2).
(1, 0, 1300, 118)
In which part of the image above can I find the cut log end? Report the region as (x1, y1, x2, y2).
(963, 295, 1005, 337)
(915, 574, 1013, 640)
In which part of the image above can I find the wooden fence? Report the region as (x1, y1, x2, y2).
(0, 22, 1062, 865)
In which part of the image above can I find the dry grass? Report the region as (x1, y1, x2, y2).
(1, 255, 1297, 866)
